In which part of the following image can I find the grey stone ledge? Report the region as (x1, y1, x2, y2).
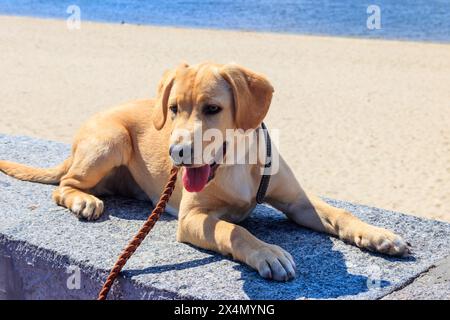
(0, 134, 449, 300)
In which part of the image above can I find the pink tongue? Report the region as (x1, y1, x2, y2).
(182, 165, 211, 192)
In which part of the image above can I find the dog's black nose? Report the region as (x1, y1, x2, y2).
(169, 144, 190, 165)
(169, 144, 183, 158)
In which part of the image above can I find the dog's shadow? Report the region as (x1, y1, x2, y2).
(98, 197, 408, 299)
(91, 196, 178, 223)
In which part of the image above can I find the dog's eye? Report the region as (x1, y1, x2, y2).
(203, 104, 222, 115)
(169, 104, 178, 115)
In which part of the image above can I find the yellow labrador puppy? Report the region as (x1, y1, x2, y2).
(0, 62, 410, 281)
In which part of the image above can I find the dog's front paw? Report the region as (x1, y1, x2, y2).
(247, 244, 296, 281)
(354, 226, 411, 257)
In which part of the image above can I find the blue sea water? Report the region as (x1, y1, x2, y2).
(0, 0, 449, 42)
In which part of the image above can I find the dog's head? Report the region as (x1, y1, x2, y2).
(153, 62, 274, 192)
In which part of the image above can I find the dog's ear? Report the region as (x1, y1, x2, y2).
(219, 64, 274, 130)
(153, 63, 189, 130)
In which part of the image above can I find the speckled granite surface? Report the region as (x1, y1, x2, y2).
(1, 134, 449, 300)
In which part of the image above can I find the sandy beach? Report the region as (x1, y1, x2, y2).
(0, 15, 449, 221)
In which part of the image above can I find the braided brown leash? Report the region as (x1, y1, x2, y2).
(97, 166, 179, 300)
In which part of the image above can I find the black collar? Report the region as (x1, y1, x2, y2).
(256, 122, 271, 204)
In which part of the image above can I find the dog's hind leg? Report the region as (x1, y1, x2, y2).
(53, 127, 132, 220)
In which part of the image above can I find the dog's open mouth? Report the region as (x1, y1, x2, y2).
(182, 143, 226, 193)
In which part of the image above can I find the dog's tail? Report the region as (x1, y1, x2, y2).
(0, 157, 72, 185)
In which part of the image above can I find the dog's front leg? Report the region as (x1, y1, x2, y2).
(266, 156, 411, 256)
(177, 208, 296, 281)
